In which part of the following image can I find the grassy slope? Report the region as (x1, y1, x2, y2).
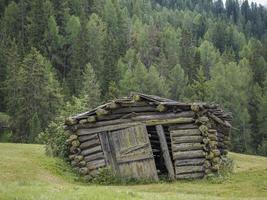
(0, 143, 266, 200)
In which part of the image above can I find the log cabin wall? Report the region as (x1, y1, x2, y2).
(64, 93, 232, 181)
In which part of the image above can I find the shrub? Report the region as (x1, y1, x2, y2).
(0, 112, 12, 142)
(219, 156, 234, 175)
(38, 118, 69, 158)
(38, 96, 89, 158)
(258, 139, 267, 156)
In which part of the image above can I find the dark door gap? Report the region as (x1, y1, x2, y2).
(146, 126, 168, 176)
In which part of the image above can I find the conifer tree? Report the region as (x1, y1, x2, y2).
(179, 28, 195, 82)
(258, 75, 267, 155)
(189, 66, 210, 101)
(209, 60, 252, 152)
(168, 64, 188, 100)
(80, 63, 101, 109)
(8, 48, 62, 141)
(86, 13, 106, 89)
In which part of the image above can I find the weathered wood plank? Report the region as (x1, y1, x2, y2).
(156, 125, 175, 180)
(168, 123, 198, 131)
(145, 118, 195, 126)
(208, 113, 231, 128)
(173, 150, 205, 160)
(78, 134, 98, 142)
(79, 112, 195, 129)
(172, 143, 203, 152)
(176, 165, 205, 174)
(111, 106, 157, 114)
(77, 122, 142, 136)
(109, 125, 158, 181)
(86, 159, 106, 170)
(176, 172, 204, 179)
(170, 129, 201, 137)
(175, 158, 205, 166)
(80, 145, 102, 156)
(84, 152, 104, 162)
(171, 136, 203, 144)
(77, 117, 195, 136)
(79, 138, 100, 150)
(116, 154, 154, 164)
(98, 132, 119, 173)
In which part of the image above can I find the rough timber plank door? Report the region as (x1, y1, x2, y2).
(109, 125, 158, 180)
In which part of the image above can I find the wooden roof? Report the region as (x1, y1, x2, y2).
(67, 93, 232, 126)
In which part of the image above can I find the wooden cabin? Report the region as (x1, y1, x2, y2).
(65, 93, 232, 180)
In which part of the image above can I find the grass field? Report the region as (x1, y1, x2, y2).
(0, 143, 266, 200)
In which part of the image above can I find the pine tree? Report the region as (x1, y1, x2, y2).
(257, 75, 267, 155)
(1, 1, 20, 42)
(209, 60, 252, 152)
(8, 48, 62, 142)
(146, 65, 170, 97)
(107, 81, 120, 100)
(43, 16, 62, 73)
(65, 15, 83, 95)
(199, 40, 220, 79)
(168, 64, 188, 101)
(26, 0, 52, 50)
(102, 0, 120, 93)
(189, 66, 210, 101)
(86, 13, 106, 90)
(80, 63, 101, 109)
(4, 42, 23, 138)
(179, 28, 195, 82)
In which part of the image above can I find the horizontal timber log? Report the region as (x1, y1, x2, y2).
(119, 101, 149, 107)
(168, 123, 198, 131)
(77, 118, 194, 136)
(173, 150, 205, 160)
(111, 106, 156, 114)
(87, 159, 106, 170)
(175, 165, 205, 174)
(78, 134, 98, 142)
(77, 122, 142, 136)
(172, 143, 204, 152)
(96, 112, 160, 121)
(175, 158, 205, 166)
(176, 172, 204, 179)
(170, 129, 201, 137)
(78, 112, 195, 129)
(171, 136, 203, 144)
(208, 113, 231, 128)
(84, 152, 104, 162)
(81, 145, 102, 156)
(145, 117, 194, 126)
(79, 138, 101, 150)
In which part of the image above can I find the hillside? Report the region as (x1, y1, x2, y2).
(0, 143, 266, 200)
(0, 0, 267, 156)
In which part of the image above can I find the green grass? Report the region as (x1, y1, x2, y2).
(0, 143, 266, 200)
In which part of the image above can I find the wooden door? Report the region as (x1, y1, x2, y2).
(108, 125, 158, 180)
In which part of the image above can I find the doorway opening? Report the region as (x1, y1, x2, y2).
(146, 126, 169, 177)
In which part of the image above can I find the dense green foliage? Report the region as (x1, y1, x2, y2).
(0, 0, 267, 156)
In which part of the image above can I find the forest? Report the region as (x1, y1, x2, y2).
(0, 0, 266, 157)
